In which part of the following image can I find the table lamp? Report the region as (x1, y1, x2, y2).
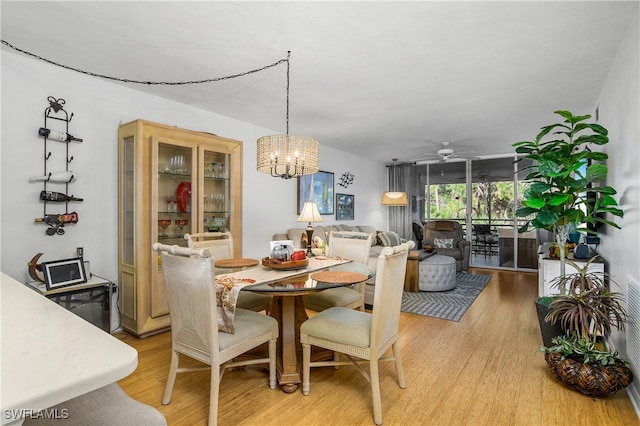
(297, 201, 323, 256)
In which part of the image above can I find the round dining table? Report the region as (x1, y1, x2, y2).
(243, 261, 374, 393)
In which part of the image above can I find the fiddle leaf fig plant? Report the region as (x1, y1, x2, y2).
(513, 110, 624, 290)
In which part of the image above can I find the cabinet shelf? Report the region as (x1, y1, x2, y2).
(158, 171, 192, 178)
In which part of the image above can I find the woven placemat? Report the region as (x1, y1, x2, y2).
(214, 258, 259, 268)
(311, 271, 368, 284)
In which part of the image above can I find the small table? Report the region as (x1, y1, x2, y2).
(404, 250, 436, 292)
(26, 275, 113, 333)
(214, 258, 259, 269)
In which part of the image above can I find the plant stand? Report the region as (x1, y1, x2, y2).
(535, 300, 565, 347)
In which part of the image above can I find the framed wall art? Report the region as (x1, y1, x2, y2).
(336, 193, 354, 220)
(297, 171, 334, 215)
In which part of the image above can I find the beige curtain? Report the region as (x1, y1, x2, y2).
(387, 163, 412, 240)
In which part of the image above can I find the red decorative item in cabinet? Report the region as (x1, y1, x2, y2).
(176, 182, 191, 213)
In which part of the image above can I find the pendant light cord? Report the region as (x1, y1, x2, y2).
(286, 51, 291, 135)
(1, 39, 289, 86)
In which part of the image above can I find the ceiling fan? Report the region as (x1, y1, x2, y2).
(416, 141, 477, 163)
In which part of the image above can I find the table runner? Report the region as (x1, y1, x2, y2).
(214, 256, 350, 333)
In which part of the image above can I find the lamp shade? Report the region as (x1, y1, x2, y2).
(297, 201, 324, 223)
(381, 191, 408, 206)
(257, 134, 319, 179)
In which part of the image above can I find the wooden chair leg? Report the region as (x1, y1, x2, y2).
(370, 358, 383, 425)
(208, 364, 221, 426)
(162, 350, 179, 405)
(302, 342, 311, 396)
(392, 342, 406, 389)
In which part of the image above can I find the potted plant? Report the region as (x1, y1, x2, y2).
(513, 110, 624, 289)
(541, 258, 633, 396)
(513, 110, 625, 347)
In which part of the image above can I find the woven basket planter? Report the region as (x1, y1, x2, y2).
(544, 351, 634, 397)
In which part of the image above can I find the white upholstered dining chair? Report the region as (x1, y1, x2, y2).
(152, 243, 278, 426)
(303, 230, 373, 312)
(185, 232, 271, 313)
(300, 241, 413, 426)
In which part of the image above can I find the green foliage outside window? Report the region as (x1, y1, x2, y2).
(426, 180, 532, 222)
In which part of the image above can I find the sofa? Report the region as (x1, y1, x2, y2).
(272, 224, 408, 306)
(422, 220, 470, 272)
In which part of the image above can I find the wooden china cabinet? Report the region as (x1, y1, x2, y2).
(118, 119, 242, 337)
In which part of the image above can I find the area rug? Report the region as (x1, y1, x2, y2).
(401, 272, 491, 322)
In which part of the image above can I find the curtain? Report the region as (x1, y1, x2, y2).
(388, 163, 412, 240)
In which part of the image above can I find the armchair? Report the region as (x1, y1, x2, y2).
(422, 220, 470, 271)
(412, 221, 424, 250)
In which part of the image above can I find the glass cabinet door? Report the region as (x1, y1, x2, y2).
(202, 148, 230, 233)
(122, 136, 135, 266)
(154, 138, 197, 248)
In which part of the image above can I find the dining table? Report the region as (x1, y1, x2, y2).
(215, 257, 374, 393)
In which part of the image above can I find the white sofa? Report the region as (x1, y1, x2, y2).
(272, 224, 408, 306)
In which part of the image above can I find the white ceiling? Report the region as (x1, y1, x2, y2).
(2, 1, 638, 163)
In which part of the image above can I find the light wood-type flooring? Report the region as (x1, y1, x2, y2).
(117, 268, 639, 425)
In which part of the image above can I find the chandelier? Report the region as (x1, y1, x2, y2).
(256, 52, 319, 179)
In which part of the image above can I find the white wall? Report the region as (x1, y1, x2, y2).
(1, 51, 387, 283)
(595, 6, 640, 409)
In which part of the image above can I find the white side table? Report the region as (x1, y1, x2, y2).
(26, 275, 113, 333)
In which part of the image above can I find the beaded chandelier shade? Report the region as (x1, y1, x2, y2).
(256, 134, 319, 179)
(256, 51, 319, 179)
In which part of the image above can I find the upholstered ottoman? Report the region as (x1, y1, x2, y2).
(419, 254, 457, 291)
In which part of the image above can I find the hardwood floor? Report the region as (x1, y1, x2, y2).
(117, 268, 639, 425)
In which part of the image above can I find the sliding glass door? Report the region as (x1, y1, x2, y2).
(427, 161, 467, 223)
(414, 156, 540, 271)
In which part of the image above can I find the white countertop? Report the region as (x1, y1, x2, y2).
(1, 273, 138, 425)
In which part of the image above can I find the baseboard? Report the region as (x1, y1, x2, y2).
(626, 381, 640, 420)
